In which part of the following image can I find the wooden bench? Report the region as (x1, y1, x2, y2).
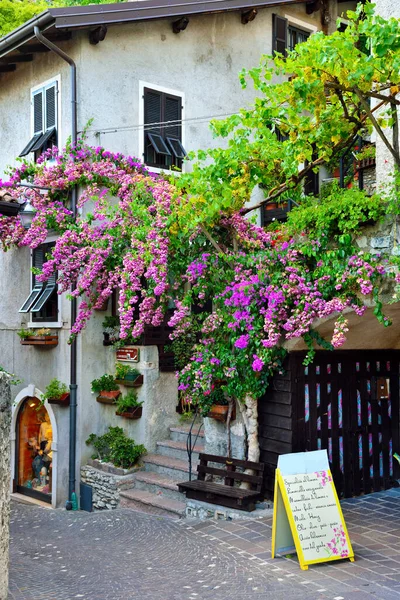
(178, 453, 264, 512)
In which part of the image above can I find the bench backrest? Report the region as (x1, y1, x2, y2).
(197, 453, 264, 492)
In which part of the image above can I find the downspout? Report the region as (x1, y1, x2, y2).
(33, 26, 78, 508)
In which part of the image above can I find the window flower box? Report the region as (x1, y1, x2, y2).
(207, 404, 236, 423)
(48, 393, 70, 406)
(20, 335, 58, 346)
(116, 406, 143, 420)
(115, 374, 144, 388)
(96, 390, 121, 405)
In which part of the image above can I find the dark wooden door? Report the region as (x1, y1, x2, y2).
(293, 352, 400, 498)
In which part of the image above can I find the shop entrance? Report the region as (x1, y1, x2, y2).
(15, 397, 53, 503)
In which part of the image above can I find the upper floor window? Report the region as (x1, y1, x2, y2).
(273, 15, 311, 56)
(143, 87, 186, 170)
(19, 242, 58, 323)
(288, 25, 310, 51)
(19, 81, 58, 160)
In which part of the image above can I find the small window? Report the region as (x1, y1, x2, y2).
(20, 82, 58, 159)
(143, 88, 186, 169)
(19, 243, 58, 323)
(273, 15, 310, 55)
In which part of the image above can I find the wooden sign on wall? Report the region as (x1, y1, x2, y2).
(272, 450, 354, 570)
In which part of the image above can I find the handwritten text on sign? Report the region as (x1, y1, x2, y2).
(282, 471, 350, 562)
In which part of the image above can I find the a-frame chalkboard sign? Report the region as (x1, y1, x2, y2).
(272, 450, 354, 570)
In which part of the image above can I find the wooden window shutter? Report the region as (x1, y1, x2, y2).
(45, 83, 57, 130)
(33, 91, 43, 134)
(144, 88, 162, 135)
(164, 95, 182, 141)
(19, 246, 45, 313)
(272, 14, 288, 56)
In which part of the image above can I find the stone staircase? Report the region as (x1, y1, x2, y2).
(119, 423, 204, 518)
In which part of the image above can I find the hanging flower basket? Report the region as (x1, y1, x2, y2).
(207, 404, 236, 423)
(116, 406, 143, 419)
(94, 297, 109, 311)
(96, 390, 121, 405)
(48, 393, 70, 406)
(20, 335, 58, 346)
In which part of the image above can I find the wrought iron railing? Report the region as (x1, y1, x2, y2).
(186, 407, 203, 481)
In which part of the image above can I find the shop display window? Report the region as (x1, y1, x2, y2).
(16, 397, 52, 502)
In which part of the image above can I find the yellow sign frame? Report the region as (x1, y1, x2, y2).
(272, 468, 354, 570)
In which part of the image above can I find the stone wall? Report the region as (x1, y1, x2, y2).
(80, 459, 141, 511)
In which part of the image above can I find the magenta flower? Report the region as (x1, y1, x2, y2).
(234, 334, 250, 349)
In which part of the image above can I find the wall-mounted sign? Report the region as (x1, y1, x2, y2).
(272, 450, 354, 570)
(116, 347, 139, 363)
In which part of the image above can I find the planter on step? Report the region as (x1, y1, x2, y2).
(48, 392, 70, 406)
(96, 390, 121, 405)
(115, 374, 144, 388)
(20, 335, 58, 346)
(116, 406, 143, 419)
(207, 404, 236, 423)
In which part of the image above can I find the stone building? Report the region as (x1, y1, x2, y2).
(0, 0, 356, 511)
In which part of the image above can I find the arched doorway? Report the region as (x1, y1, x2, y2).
(15, 397, 53, 503)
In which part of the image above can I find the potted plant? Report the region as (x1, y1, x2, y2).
(115, 390, 143, 419)
(114, 363, 143, 387)
(203, 387, 236, 423)
(91, 374, 121, 404)
(102, 316, 120, 346)
(41, 378, 70, 406)
(17, 327, 58, 346)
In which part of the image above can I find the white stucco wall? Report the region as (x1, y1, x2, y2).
(0, 2, 330, 505)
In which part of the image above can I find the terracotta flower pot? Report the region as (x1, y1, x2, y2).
(207, 404, 236, 423)
(116, 406, 143, 419)
(48, 392, 70, 406)
(96, 390, 121, 404)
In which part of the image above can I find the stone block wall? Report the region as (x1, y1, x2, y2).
(80, 459, 141, 510)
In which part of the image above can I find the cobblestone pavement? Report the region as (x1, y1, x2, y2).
(8, 488, 400, 600)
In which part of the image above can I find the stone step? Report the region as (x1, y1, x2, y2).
(157, 439, 203, 462)
(132, 471, 184, 501)
(143, 453, 197, 482)
(119, 488, 186, 518)
(169, 424, 205, 444)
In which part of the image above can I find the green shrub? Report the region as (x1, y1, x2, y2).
(85, 426, 146, 469)
(91, 374, 119, 393)
(285, 185, 386, 238)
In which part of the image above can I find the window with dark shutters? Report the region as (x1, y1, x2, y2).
(144, 87, 186, 169)
(272, 14, 288, 56)
(272, 16, 311, 56)
(19, 243, 58, 323)
(20, 82, 58, 159)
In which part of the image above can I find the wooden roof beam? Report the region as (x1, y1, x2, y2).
(0, 64, 17, 73)
(1, 54, 33, 63)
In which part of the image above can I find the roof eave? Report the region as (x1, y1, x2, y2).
(0, 11, 54, 59)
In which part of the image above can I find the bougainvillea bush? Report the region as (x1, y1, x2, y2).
(0, 140, 391, 460)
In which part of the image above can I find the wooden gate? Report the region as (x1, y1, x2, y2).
(293, 352, 400, 498)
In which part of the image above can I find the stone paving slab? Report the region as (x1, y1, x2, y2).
(8, 488, 400, 599)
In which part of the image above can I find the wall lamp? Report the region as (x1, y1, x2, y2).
(0, 183, 51, 228)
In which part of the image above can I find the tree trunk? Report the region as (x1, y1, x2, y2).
(0, 373, 11, 600)
(226, 398, 235, 459)
(238, 394, 260, 462)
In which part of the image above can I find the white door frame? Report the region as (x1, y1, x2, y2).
(11, 384, 58, 508)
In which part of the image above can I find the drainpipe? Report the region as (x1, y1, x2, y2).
(33, 26, 78, 508)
